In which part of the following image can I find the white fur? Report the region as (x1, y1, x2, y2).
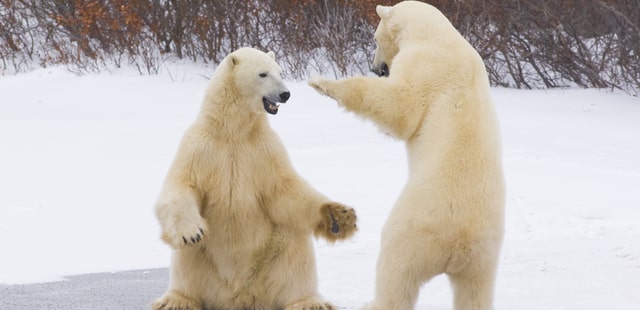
(308, 2, 505, 309)
(376, 5, 392, 18)
(153, 47, 356, 310)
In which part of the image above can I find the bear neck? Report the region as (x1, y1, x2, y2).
(196, 80, 266, 140)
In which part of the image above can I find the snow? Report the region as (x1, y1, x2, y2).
(1, 66, 639, 309)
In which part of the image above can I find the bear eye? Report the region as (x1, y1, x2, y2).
(259, 72, 268, 78)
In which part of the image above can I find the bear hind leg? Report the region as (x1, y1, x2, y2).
(284, 296, 335, 310)
(364, 234, 446, 310)
(152, 290, 203, 310)
(363, 262, 433, 310)
(447, 250, 499, 310)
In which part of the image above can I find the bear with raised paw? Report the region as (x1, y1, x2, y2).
(154, 47, 356, 310)
(309, 2, 505, 309)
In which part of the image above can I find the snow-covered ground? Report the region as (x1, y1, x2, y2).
(1, 66, 639, 309)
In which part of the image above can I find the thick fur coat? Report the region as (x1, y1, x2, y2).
(154, 47, 356, 310)
(309, 2, 505, 309)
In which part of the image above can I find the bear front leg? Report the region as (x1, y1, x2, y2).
(308, 75, 385, 110)
(307, 76, 333, 98)
(155, 185, 208, 249)
(315, 202, 357, 242)
(307, 76, 350, 103)
(308, 76, 416, 140)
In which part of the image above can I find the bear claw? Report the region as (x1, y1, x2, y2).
(162, 220, 207, 249)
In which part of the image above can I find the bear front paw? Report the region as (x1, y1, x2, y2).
(307, 77, 331, 97)
(316, 202, 357, 242)
(161, 216, 208, 249)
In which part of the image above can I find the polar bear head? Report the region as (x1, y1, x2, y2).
(372, 1, 454, 77)
(226, 47, 290, 115)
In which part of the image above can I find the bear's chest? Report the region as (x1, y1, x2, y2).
(197, 144, 277, 247)
(194, 139, 280, 212)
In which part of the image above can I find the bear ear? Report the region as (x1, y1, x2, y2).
(376, 5, 392, 19)
(230, 55, 239, 66)
(267, 51, 275, 60)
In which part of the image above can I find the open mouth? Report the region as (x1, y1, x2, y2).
(263, 97, 280, 115)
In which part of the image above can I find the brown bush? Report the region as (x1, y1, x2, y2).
(444, 0, 640, 93)
(0, 0, 638, 94)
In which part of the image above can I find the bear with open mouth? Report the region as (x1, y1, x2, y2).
(153, 47, 357, 310)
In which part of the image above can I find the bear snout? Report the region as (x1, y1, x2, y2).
(279, 91, 290, 103)
(372, 63, 389, 77)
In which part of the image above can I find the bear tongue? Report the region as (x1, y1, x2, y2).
(263, 97, 280, 115)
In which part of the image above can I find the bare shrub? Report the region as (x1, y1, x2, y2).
(1, 0, 638, 94)
(436, 0, 640, 94)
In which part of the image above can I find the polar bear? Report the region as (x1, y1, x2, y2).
(153, 47, 357, 310)
(308, 2, 505, 310)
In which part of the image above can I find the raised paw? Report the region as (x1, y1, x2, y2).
(152, 291, 202, 310)
(307, 76, 332, 98)
(316, 202, 357, 242)
(160, 215, 208, 249)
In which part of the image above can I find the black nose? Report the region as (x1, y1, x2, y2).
(372, 63, 389, 77)
(279, 91, 290, 102)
